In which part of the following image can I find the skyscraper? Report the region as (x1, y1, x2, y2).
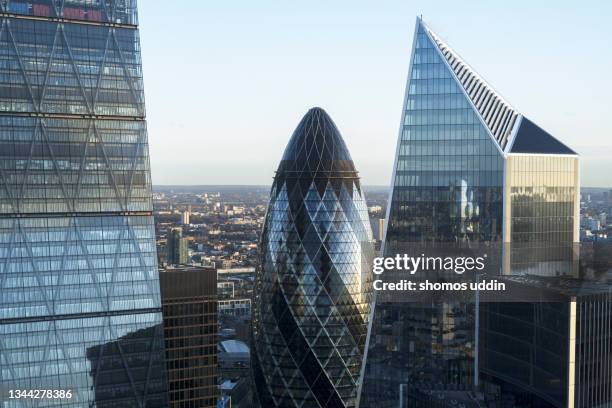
(361, 17, 586, 407)
(167, 227, 189, 265)
(479, 281, 612, 408)
(0, 1, 168, 406)
(252, 108, 375, 407)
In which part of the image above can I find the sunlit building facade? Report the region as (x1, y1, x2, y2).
(252, 108, 374, 407)
(0, 1, 168, 406)
(361, 17, 584, 408)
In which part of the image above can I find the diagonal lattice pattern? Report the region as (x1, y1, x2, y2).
(253, 108, 374, 408)
(0, 3, 168, 407)
(0, 0, 137, 25)
(0, 13, 150, 215)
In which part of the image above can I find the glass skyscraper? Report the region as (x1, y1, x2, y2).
(252, 108, 374, 408)
(0, 1, 168, 406)
(361, 17, 593, 408)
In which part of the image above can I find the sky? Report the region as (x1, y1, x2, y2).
(139, 0, 612, 187)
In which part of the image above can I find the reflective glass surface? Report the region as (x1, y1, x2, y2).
(2, 314, 167, 407)
(0, 117, 152, 214)
(0, 216, 161, 320)
(1, 0, 138, 26)
(575, 294, 612, 408)
(0, 19, 144, 116)
(361, 22, 504, 406)
(0, 3, 168, 406)
(481, 302, 570, 406)
(387, 27, 503, 244)
(252, 108, 374, 408)
(508, 155, 578, 276)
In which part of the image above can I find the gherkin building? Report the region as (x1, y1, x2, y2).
(252, 108, 374, 408)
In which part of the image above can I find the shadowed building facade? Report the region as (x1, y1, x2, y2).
(160, 266, 218, 408)
(252, 108, 374, 407)
(167, 227, 189, 266)
(0, 1, 169, 406)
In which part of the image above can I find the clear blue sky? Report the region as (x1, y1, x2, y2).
(139, 0, 612, 187)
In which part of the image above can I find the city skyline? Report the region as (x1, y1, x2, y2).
(1, 3, 610, 408)
(139, 0, 612, 187)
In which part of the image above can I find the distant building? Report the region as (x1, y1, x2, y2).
(167, 227, 189, 265)
(368, 205, 383, 214)
(218, 378, 251, 408)
(219, 340, 250, 370)
(181, 210, 191, 225)
(369, 217, 386, 242)
(219, 298, 251, 318)
(218, 281, 235, 298)
(160, 266, 218, 408)
(600, 213, 607, 227)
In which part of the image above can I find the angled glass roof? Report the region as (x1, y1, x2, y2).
(279, 107, 355, 174)
(510, 117, 576, 154)
(420, 18, 576, 156)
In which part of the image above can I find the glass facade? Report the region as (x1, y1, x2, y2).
(361, 20, 504, 407)
(1, 1, 138, 26)
(252, 108, 374, 408)
(505, 154, 579, 276)
(480, 302, 571, 407)
(166, 227, 188, 266)
(387, 25, 504, 245)
(480, 287, 612, 408)
(0, 1, 168, 406)
(361, 17, 605, 408)
(160, 267, 218, 408)
(575, 293, 612, 408)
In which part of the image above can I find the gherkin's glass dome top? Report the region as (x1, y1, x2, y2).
(253, 108, 374, 408)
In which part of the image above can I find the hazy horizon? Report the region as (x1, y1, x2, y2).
(139, 1, 612, 187)
(151, 184, 612, 191)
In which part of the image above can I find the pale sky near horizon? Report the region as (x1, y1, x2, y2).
(139, 1, 612, 187)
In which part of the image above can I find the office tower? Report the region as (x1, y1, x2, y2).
(252, 108, 375, 407)
(159, 266, 218, 408)
(480, 281, 612, 408)
(0, 1, 168, 406)
(167, 227, 189, 265)
(361, 17, 583, 407)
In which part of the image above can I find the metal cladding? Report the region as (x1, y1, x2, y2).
(427, 25, 519, 151)
(252, 108, 375, 407)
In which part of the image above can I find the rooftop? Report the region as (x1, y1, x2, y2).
(420, 18, 576, 156)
